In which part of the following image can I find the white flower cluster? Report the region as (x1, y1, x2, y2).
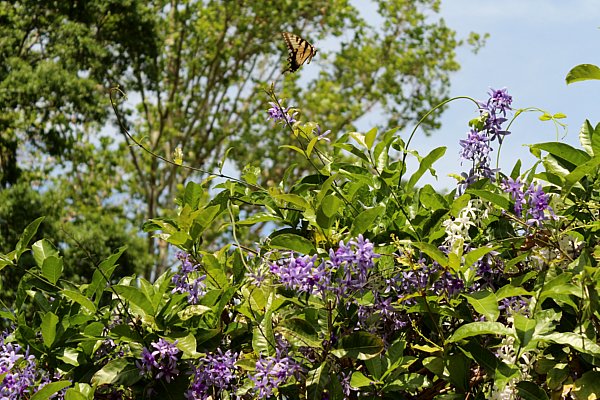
(442, 199, 490, 250)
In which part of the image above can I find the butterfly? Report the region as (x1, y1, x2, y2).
(281, 32, 317, 74)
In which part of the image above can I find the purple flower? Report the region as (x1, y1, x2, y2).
(329, 235, 380, 296)
(459, 129, 491, 163)
(270, 254, 331, 294)
(315, 124, 331, 142)
(172, 252, 207, 304)
(187, 349, 239, 400)
(478, 87, 513, 143)
(502, 179, 555, 225)
(502, 177, 526, 217)
(249, 354, 299, 398)
(0, 331, 66, 399)
(486, 87, 513, 116)
(499, 296, 530, 317)
(459, 88, 513, 191)
(136, 338, 180, 383)
(267, 100, 297, 124)
(525, 184, 555, 226)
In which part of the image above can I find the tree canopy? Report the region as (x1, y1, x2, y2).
(0, 0, 469, 279)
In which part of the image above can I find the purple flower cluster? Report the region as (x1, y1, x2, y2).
(186, 349, 239, 400)
(389, 259, 464, 300)
(502, 178, 555, 226)
(173, 252, 207, 304)
(249, 353, 299, 398)
(270, 254, 330, 294)
(329, 234, 381, 296)
(267, 100, 297, 124)
(0, 331, 65, 399)
(478, 87, 512, 143)
(136, 338, 181, 383)
(459, 88, 513, 192)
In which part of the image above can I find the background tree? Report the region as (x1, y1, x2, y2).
(0, 0, 474, 280)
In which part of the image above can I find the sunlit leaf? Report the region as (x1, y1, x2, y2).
(566, 63, 600, 84)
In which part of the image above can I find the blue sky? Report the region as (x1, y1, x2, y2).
(389, 1, 600, 190)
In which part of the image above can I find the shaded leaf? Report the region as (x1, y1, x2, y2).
(41, 311, 59, 348)
(331, 332, 384, 360)
(350, 206, 385, 237)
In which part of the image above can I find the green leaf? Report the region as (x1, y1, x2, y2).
(280, 144, 306, 155)
(178, 305, 212, 320)
(63, 388, 89, 400)
(364, 127, 377, 150)
(562, 155, 600, 198)
(539, 112, 552, 121)
(350, 206, 385, 237)
(349, 131, 368, 149)
(467, 189, 510, 210)
(566, 63, 600, 84)
(0, 254, 12, 272)
(459, 340, 499, 374)
(331, 331, 384, 360)
(447, 322, 512, 342)
(579, 120, 594, 156)
(270, 233, 316, 254)
(61, 289, 96, 314)
(30, 381, 71, 400)
(321, 195, 342, 218)
(42, 256, 63, 285)
(15, 216, 44, 259)
(463, 290, 499, 322)
(32, 239, 59, 268)
(306, 362, 330, 400)
(174, 333, 199, 358)
(166, 230, 191, 246)
(113, 285, 154, 316)
(87, 246, 126, 302)
(516, 381, 549, 400)
(91, 358, 130, 386)
(64, 388, 89, 400)
(183, 181, 204, 209)
(58, 348, 80, 367)
(590, 121, 600, 157)
(278, 318, 321, 348)
(572, 371, 600, 399)
(540, 332, 600, 357)
(412, 242, 448, 267)
(193, 205, 221, 229)
(41, 311, 59, 348)
(252, 292, 275, 355)
(495, 285, 533, 300)
(530, 142, 590, 168)
(350, 371, 377, 388)
(513, 314, 536, 348)
(464, 246, 497, 269)
(446, 353, 470, 391)
(406, 147, 446, 190)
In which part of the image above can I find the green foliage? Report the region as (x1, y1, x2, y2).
(1, 0, 470, 279)
(4, 35, 600, 400)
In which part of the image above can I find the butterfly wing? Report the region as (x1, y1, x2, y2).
(282, 32, 317, 73)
